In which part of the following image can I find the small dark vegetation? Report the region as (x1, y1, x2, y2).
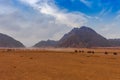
(13, 66, 16, 69)
(91, 51, 94, 54)
(104, 52, 108, 55)
(7, 49, 12, 52)
(20, 56, 23, 57)
(82, 50, 84, 53)
(79, 50, 84, 53)
(87, 51, 94, 54)
(79, 50, 81, 53)
(74, 50, 78, 53)
(87, 51, 91, 53)
(113, 52, 117, 55)
(30, 57, 33, 59)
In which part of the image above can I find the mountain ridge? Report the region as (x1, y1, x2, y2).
(58, 26, 110, 48)
(33, 40, 58, 48)
(0, 33, 25, 48)
(34, 26, 113, 48)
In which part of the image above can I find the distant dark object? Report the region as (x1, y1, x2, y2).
(87, 51, 92, 53)
(82, 50, 84, 53)
(33, 40, 57, 48)
(108, 39, 120, 47)
(104, 52, 108, 55)
(30, 57, 33, 59)
(7, 49, 12, 52)
(91, 51, 95, 54)
(29, 57, 33, 59)
(58, 26, 109, 48)
(0, 33, 25, 48)
(87, 51, 91, 53)
(87, 51, 94, 54)
(13, 66, 16, 69)
(79, 50, 84, 53)
(79, 50, 82, 53)
(75, 50, 78, 53)
(34, 26, 120, 48)
(113, 52, 117, 55)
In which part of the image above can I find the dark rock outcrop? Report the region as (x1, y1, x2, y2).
(58, 26, 110, 48)
(0, 33, 25, 48)
(33, 40, 57, 48)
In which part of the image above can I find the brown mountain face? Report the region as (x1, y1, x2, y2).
(0, 33, 25, 48)
(33, 40, 58, 48)
(108, 39, 120, 47)
(58, 26, 110, 48)
(34, 26, 110, 48)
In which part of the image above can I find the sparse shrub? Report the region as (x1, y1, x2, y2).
(7, 49, 12, 52)
(87, 51, 94, 54)
(82, 50, 84, 53)
(104, 52, 108, 55)
(13, 66, 16, 68)
(79, 50, 81, 53)
(30, 57, 33, 59)
(87, 51, 91, 53)
(20, 56, 23, 57)
(75, 50, 78, 53)
(92, 51, 94, 54)
(113, 52, 117, 55)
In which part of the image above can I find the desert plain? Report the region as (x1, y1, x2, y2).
(0, 48, 120, 80)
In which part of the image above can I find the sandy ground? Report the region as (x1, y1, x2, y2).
(0, 48, 120, 80)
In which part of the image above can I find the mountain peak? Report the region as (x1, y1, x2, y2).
(34, 26, 110, 48)
(58, 26, 109, 48)
(80, 26, 93, 30)
(0, 33, 25, 48)
(80, 26, 88, 28)
(33, 40, 57, 48)
(71, 26, 96, 34)
(80, 26, 96, 33)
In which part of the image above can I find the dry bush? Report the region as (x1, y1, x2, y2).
(87, 51, 92, 53)
(30, 57, 33, 59)
(74, 50, 78, 53)
(79, 50, 84, 53)
(20, 56, 23, 57)
(92, 51, 94, 54)
(79, 50, 81, 53)
(104, 52, 108, 55)
(87, 51, 91, 53)
(82, 50, 84, 53)
(87, 51, 94, 54)
(113, 52, 117, 55)
(13, 66, 16, 69)
(7, 49, 12, 52)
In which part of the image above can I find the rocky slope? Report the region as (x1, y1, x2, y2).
(34, 26, 110, 48)
(0, 33, 25, 48)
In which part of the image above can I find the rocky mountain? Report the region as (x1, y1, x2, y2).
(33, 40, 58, 48)
(58, 26, 110, 48)
(108, 39, 120, 47)
(34, 26, 110, 48)
(0, 33, 25, 48)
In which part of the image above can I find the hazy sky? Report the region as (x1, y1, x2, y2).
(0, 0, 120, 46)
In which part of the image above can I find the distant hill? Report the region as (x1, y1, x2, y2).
(34, 26, 111, 48)
(108, 39, 120, 47)
(33, 40, 57, 48)
(0, 33, 25, 48)
(58, 26, 110, 48)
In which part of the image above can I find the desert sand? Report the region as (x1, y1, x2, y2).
(0, 48, 120, 80)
